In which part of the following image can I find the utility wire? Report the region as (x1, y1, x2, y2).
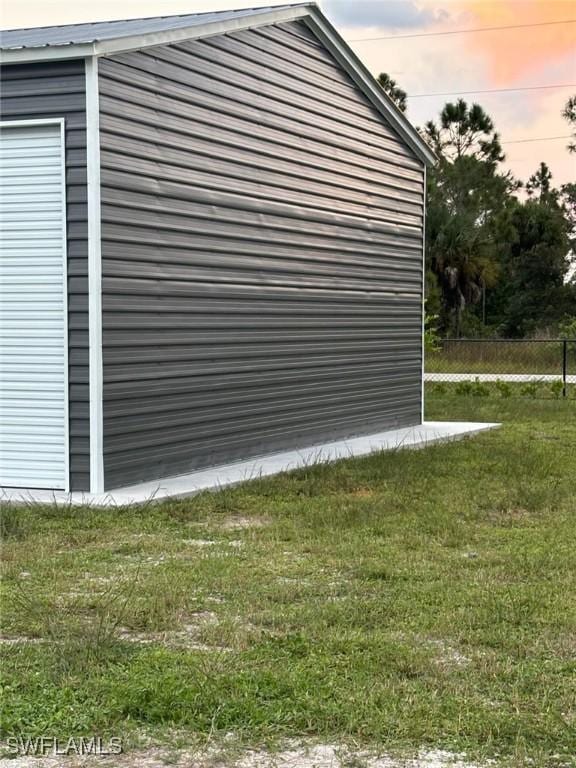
(349, 18, 576, 42)
(501, 135, 572, 144)
(409, 83, 576, 98)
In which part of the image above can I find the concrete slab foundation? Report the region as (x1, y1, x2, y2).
(1, 421, 499, 507)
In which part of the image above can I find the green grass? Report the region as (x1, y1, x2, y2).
(1, 395, 576, 766)
(426, 380, 575, 400)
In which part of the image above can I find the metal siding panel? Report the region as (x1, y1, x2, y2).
(0, 60, 89, 491)
(99, 20, 424, 489)
(98, 57, 419, 171)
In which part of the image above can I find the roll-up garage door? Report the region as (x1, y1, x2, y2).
(0, 121, 68, 490)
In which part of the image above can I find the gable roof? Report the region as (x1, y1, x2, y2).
(0, 3, 435, 166)
(0, 5, 307, 50)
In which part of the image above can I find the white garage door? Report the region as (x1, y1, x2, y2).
(0, 121, 68, 490)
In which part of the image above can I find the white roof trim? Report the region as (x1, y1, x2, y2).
(0, 6, 311, 63)
(96, 5, 312, 56)
(0, 2, 434, 166)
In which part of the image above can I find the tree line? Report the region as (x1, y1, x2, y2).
(378, 74, 576, 339)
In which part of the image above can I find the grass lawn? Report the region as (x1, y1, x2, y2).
(1, 394, 575, 766)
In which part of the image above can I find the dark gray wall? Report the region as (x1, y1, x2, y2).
(98, 20, 425, 489)
(0, 60, 90, 491)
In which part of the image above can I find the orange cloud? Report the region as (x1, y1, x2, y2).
(453, 0, 576, 83)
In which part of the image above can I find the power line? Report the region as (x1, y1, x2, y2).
(502, 135, 572, 145)
(410, 83, 576, 98)
(349, 18, 576, 42)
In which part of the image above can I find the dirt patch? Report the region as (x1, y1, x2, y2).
(392, 633, 472, 668)
(117, 611, 226, 651)
(218, 516, 270, 531)
(0, 636, 44, 646)
(487, 507, 532, 525)
(347, 487, 376, 499)
(427, 640, 471, 668)
(0, 744, 488, 768)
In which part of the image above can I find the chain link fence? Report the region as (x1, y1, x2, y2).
(426, 339, 576, 398)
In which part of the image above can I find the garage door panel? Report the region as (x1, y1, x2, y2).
(0, 334, 66, 344)
(0, 121, 68, 490)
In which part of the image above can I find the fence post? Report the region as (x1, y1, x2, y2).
(562, 339, 568, 398)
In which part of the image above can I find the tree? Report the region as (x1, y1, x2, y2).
(560, 182, 576, 283)
(423, 99, 504, 165)
(561, 182, 576, 247)
(563, 95, 576, 153)
(526, 161, 557, 203)
(488, 162, 575, 335)
(376, 73, 407, 113)
(423, 100, 518, 335)
(492, 198, 574, 336)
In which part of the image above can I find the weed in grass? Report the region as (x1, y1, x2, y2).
(495, 380, 513, 399)
(6, 564, 142, 679)
(431, 382, 447, 396)
(470, 378, 490, 397)
(549, 380, 565, 398)
(520, 382, 539, 398)
(455, 381, 474, 396)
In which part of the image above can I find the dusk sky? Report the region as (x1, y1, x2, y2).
(1, 0, 575, 185)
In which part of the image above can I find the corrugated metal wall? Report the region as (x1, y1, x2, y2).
(0, 61, 90, 491)
(98, 20, 425, 489)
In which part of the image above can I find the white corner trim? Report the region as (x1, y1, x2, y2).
(303, 10, 436, 168)
(421, 164, 427, 423)
(85, 56, 104, 494)
(58, 118, 71, 493)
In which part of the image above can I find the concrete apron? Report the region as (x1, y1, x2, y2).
(1, 421, 500, 507)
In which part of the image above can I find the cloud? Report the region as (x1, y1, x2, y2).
(322, 0, 449, 30)
(348, 13, 575, 188)
(456, 0, 576, 84)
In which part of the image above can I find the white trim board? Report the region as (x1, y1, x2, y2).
(421, 164, 427, 422)
(0, 421, 500, 507)
(58, 118, 70, 493)
(85, 57, 104, 494)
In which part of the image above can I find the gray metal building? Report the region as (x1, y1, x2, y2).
(0, 3, 435, 494)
